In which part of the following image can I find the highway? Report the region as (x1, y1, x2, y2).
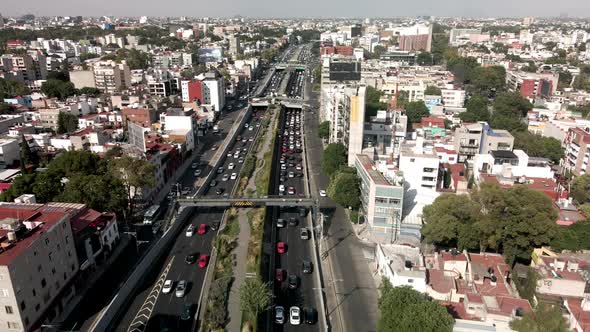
(115, 106, 266, 332)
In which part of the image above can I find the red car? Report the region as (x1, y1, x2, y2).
(198, 254, 209, 268)
(198, 224, 207, 235)
(287, 187, 296, 195)
(277, 242, 286, 254)
(282, 147, 287, 153)
(276, 269, 285, 282)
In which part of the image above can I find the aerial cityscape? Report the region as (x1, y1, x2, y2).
(0, 6, 590, 332)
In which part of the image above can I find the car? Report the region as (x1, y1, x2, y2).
(279, 176, 286, 182)
(287, 187, 296, 195)
(222, 174, 229, 181)
(288, 274, 299, 289)
(194, 169, 202, 176)
(290, 306, 301, 325)
(288, 171, 295, 178)
(185, 254, 197, 264)
(228, 163, 235, 170)
(230, 172, 237, 180)
(288, 217, 298, 227)
(303, 307, 318, 325)
(275, 306, 286, 324)
(319, 190, 327, 197)
(217, 167, 224, 174)
(279, 159, 286, 164)
(175, 280, 187, 297)
(249, 126, 254, 131)
(191, 163, 198, 169)
(162, 280, 173, 294)
(249, 137, 254, 141)
(185, 225, 194, 237)
(180, 304, 192, 321)
(279, 184, 285, 192)
(223, 192, 229, 198)
(275, 269, 285, 282)
(281, 164, 287, 170)
(210, 180, 218, 187)
(296, 164, 302, 170)
(198, 254, 209, 268)
(227, 151, 233, 157)
(211, 145, 218, 151)
(300, 228, 309, 240)
(216, 188, 224, 195)
(298, 208, 307, 217)
(277, 218, 285, 228)
(277, 242, 286, 254)
(198, 223, 207, 235)
(302, 260, 313, 274)
(238, 157, 244, 164)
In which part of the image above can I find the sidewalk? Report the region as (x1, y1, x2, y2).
(226, 210, 251, 332)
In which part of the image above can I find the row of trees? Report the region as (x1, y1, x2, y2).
(422, 183, 558, 264)
(0, 150, 155, 221)
(321, 143, 361, 210)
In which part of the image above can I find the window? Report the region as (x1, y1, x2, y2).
(407, 279, 414, 284)
(5, 305, 13, 314)
(41, 278, 47, 288)
(7, 322, 19, 329)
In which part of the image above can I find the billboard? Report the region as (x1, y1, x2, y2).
(198, 48, 224, 63)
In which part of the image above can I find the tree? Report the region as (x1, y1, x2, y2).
(110, 156, 156, 218)
(443, 168, 452, 189)
(509, 304, 568, 332)
(551, 220, 590, 252)
(58, 174, 128, 217)
(365, 86, 388, 117)
(78, 87, 101, 96)
(46, 70, 70, 82)
(424, 85, 441, 96)
(557, 70, 573, 90)
(41, 79, 77, 100)
(321, 143, 347, 177)
(513, 266, 539, 303)
(469, 66, 506, 97)
(422, 193, 484, 251)
(571, 175, 590, 205)
(0, 78, 30, 99)
(32, 170, 63, 203)
(396, 90, 409, 109)
(521, 61, 538, 73)
(417, 52, 433, 66)
(318, 121, 330, 140)
(404, 101, 430, 124)
(378, 280, 454, 332)
(0, 173, 37, 202)
(512, 131, 564, 163)
(327, 168, 361, 209)
(474, 184, 558, 263)
(48, 150, 104, 177)
(491, 92, 533, 132)
(370, 45, 387, 59)
(239, 278, 272, 322)
(57, 112, 79, 134)
(459, 95, 489, 122)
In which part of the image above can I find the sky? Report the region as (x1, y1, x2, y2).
(3, 0, 590, 19)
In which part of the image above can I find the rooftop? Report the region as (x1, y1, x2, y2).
(356, 154, 397, 187)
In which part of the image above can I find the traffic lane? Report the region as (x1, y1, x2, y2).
(147, 211, 220, 329)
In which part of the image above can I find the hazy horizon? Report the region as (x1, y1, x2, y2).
(2, 0, 590, 20)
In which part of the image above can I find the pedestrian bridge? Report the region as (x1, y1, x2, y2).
(176, 196, 316, 207)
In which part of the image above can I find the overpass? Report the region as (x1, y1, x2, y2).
(176, 196, 316, 207)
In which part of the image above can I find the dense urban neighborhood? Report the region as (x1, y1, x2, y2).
(0, 10, 590, 332)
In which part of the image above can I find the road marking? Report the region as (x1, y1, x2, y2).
(127, 256, 175, 332)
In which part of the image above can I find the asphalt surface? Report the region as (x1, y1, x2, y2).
(114, 105, 266, 332)
(272, 107, 320, 331)
(304, 74, 379, 332)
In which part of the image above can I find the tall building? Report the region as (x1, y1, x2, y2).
(229, 35, 241, 55)
(199, 72, 225, 112)
(564, 127, 590, 176)
(0, 202, 81, 332)
(1, 54, 37, 82)
(506, 71, 559, 98)
(398, 24, 432, 52)
(181, 80, 203, 103)
(92, 60, 131, 94)
(348, 85, 366, 166)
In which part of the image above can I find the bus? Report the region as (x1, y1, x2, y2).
(143, 204, 162, 225)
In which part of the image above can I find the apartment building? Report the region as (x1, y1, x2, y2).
(362, 110, 408, 162)
(92, 60, 131, 94)
(181, 80, 203, 103)
(0, 202, 81, 331)
(0, 54, 37, 82)
(152, 52, 193, 68)
(453, 122, 514, 163)
(0, 139, 20, 168)
(473, 150, 554, 182)
(199, 72, 225, 112)
(354, 154, 404, 243)
(564, 127, 590, 176)
(121, 105, 157, 128)
(506, 71, 559, 98)
(441, 89, 466, 108)
(321, 84, 367, 165)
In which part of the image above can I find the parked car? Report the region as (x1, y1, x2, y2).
(319, 190, 327, 197)
(180, 304, 192, 321)
(277, 218, 285, 228)
(300, 228, 309, 240)
(303, 307, 318, 325)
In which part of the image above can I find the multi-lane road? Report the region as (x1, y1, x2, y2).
(115, 106, 266, 332)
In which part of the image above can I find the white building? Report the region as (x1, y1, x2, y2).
(92, 60, 131, 94)
(441, 89, 466, 108)
(198, 72, 225, 112)
(0, 139, 20, 167)
(473, 149, 554, 182)
(375, 244, 426, 293)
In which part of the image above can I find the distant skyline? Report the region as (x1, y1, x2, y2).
(2, 0, 590, 19)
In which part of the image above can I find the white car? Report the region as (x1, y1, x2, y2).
(162, 280, 173, 294)
(319, 190, 327, 197)
(186, 225, 194, 237)
(289, 306, 301, 325)
(175, 280, 187, 298)
(228, 163, 235, 170)
(279, 184, 285, 192)
(231, 173, 237, 180)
